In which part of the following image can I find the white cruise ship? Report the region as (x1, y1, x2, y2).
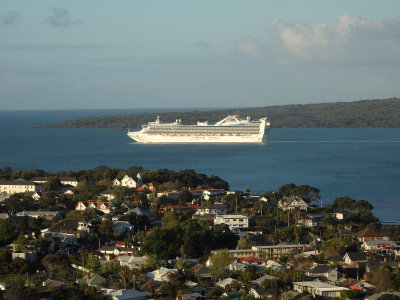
(127, 115, 271, 143)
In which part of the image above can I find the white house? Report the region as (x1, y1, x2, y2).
(214, 214, 249, 230)
(75, 200, 113, 214)
(278, 196, 309, 211)
(114, 174, 143, 189)
(292, 281, 348, 299)
(104, 289, 149, 300)
(0, 180, 42, 195)
(195, 204, 227, 216)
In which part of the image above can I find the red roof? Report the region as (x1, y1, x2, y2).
(239, 256, 266, 264)
(353, 227, 382, 238)
(163, 205, 187, 209)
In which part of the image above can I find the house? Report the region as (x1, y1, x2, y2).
(98, 246, 134, 257)
(194, 204, 227, 216)
(217, 278, 236, 289)
(214, 214, 249, 230)
(12, 251, 38, 264)
(343, 252, 367, 264)
(16, 210, 62, 220)
(353, 227, 385, 242)
(265, 260, 286, 270)
(99, 190, 115, 201)
(113, 174, 143, 188)
(362, 239, 397, 253)
(278, 196, 309, 211)
(162, 205, 189, 214)
(251, 274, 277, 288)
(75, 200, 113, 214)
(250, 287, 269, 299)
(305, 265, 339, 282)
(117, 255, 148, 269)
(146, 267, 177, 282)
(0, 180, 42, 195)
(239, 256, 267, 266)
(24, 191, 41, 200)
(253, 243, 311, 260)
(32, 176, 78, 187)
(228, 261, 247, 272)
(104, 289, 149, 300)
(42, 218, 90, 251)
(292, 281, 348, 299)
(125, 206, 155, 220)
(77, 273, 106, 287)
(202, 189, 225, 200)
(136, 182, 156, 192)
(113, 221, 134, 235)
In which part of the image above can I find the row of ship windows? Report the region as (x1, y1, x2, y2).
(147, 128, 260, 133)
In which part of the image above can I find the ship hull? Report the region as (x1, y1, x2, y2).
(127, 132, 268, 144)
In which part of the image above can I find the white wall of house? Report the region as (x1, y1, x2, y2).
(214, 215, 249, 230)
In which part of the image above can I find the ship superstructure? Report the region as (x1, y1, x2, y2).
(127, 115, 271, 143)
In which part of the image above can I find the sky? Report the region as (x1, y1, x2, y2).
(1, 0, 400, 110)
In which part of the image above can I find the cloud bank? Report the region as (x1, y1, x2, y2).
(236, 15, 400, 64)
(44, 8, 82, 27)
(0, 11, 18, 26)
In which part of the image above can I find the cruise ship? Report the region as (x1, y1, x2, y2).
(127, 115, 271, 143)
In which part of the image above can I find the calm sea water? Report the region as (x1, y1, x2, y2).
(0, 110, 399, 223)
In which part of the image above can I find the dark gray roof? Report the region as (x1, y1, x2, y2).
(47, 218, 84, 233)
(345, 252, 367, 261)
(308, 265, 335, 274)
(0, 180, 38, 186)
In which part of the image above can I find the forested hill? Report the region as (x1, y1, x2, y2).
(47, 98, 400, 129)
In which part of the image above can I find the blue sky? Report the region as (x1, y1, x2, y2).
(1, 0, 400, 110)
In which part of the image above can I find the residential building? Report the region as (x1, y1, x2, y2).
(305, 265, 339, 282)
(253, 243, 311, 260)
(75, 200, 113, 214)
(353, 227, 385, 242)
(343, 252, 367, 264)
(278, 196, 309, 211)
(0, 180, 42, 195)
(194, 204, 227, 216)
(32, 177, 78, 187)
(214, 214, 249, 230)
(292, 281, 348, 299)
(113, 174, 143, 188)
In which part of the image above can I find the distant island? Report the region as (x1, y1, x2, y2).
(44, 98, 400, 129)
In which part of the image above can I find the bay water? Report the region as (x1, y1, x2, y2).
(0, 110, 399, 223)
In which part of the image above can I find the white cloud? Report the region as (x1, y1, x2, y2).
(236, 15, 400, 64)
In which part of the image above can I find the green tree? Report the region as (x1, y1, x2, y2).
(0, 219, 15, 246)
(12, 235, 29, 251)
(236, 237, 254, 250)
(210, 249, 232, 271)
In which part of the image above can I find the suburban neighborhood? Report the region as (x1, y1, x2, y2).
(0, 166, 399, 300)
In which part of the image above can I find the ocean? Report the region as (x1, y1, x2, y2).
(0, 109, 399, 223)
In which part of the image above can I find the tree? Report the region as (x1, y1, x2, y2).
(0, 219, 15, 246)
(98, 219, 114, 242)
(111, 186, 130, 206)
(12, 235, 29, 251)
(236, 237, 254, 250)
(44, 176, 62, 192)
(86, 255, 101, 272)
(42, 253, 69, 276)
(178, 190, 193, 205)
(278, 184, 320, 204)
(210, 249, 232, 271)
